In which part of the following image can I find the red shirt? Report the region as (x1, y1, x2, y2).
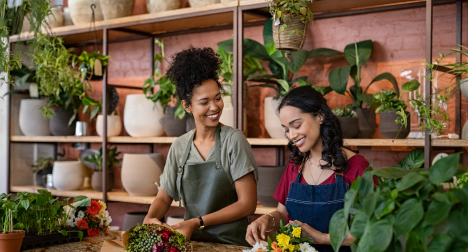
(273, 154, 370, 207)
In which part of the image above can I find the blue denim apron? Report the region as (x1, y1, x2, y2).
(285, 167, 351, 252)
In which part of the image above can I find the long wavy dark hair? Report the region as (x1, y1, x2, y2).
(277, 85, 350, 173)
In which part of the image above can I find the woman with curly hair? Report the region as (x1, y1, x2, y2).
(144, 47, 257, 246)
(246, 86, 370, 252)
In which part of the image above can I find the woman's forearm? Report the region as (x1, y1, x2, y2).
(202, 196, 256, 227)
(144, 189, 173, 223)
(316, 232, 356, 246)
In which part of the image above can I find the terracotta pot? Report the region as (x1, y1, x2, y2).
(264, 97, 286, 139)
(91, 171, 114, 192)
(68, 0, 104, 25)
(337, 117, 358, 138)
(380, 111, 410, 139)
(121, 153, 164, 196)
(0, 230, 25, 252)
(96, 115, 122, 137)
(124, 94, 165, 137)
(49, 108, 76, 136)
(219, 95, 234, 127)
(188, 0, 220, 7)
(461, 78, 468, 101)
(147, 0, 180, 13)
(19, 99, 50, 136)
(257, 166, 286, 207)
(99, 0, 135, 20)
(355, 108, 376, 139)
(53, 161, 83, 191)
(163, 107, 187, 137)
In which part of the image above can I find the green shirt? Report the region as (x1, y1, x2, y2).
(160, 125, 258, 201)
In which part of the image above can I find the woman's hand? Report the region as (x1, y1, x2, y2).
(245, 215, 271, 246)
(291, 220, 329, 245)
(171, 218, 199, 239)
(143, 217, 163, 225)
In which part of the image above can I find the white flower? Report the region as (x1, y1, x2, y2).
(101, 211, 109, 218)
(77, 211, 85, 220)
(299, 243, 318, 252)
(66, 217, 75, 227)
(105, 215, 112, 225)
(252, 242, 267, 251)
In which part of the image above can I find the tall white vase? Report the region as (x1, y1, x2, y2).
(264, 97, 286, 139)
(189, 0, 220, 7)
(53, 161, 83, 191)
(146, 0, 180, 13)
(461, 78, 468, 102)
(124, 94, 165, 137)
(96, 115, 122, 137)
(121, 153, 164, 196)
(68, 0, 104, 25)
(19, 99, 50, 136)
(219, 95, 234, 127)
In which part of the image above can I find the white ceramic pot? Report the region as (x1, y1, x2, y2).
(264, 97, 286, 139)
(147, 0, 180, 13)
(462, 120, 468, 140)
(219, 95, 233, 127)
(63, 7, 74, 26)
(188, 0, 220, 7)
(19, 99, 50, 136)
(220, 0, 236, 2)
(99, 0, 135, 20)
(124, 94, 165, 137)
(68, 0, 104, 25)
(53, 161, 84, 191)
(461, 78, 468, 102)
(96, 115, 122, 137)
(45, 7, 64, 28)
(121, 153, 164, 196)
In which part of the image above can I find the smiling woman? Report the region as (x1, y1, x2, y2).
(143, 47, 258, 247)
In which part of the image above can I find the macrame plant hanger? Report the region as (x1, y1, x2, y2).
(82, 4, 103, 81)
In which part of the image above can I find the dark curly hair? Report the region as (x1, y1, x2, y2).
(166, 47, 223, 106)
(277, 85, 351, 173)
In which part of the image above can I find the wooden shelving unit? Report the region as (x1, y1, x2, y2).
(10, 135, 102, 143)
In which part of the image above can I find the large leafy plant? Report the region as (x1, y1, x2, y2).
(143, 39, 185, 119)
(328, 40, 399, 109)
(329, 150, 468, 252)
(268, 0, 313, 35)
(219, 19, 339, 99)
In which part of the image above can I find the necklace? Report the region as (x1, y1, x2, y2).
(307, 159, 324, 185)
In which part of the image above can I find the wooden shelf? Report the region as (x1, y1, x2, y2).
(10, 135, 102, 143)
(10, 185, 275, 214)
(108, 136, 177, 144)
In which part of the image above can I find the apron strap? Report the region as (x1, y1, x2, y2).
(176, 130, 196, 207)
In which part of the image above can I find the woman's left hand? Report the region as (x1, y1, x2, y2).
(290, 220, 329, 245)
(171, 218, 199, 239)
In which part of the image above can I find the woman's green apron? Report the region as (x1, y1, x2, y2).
(176, 124, 250, 246)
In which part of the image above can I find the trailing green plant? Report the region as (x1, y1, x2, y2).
(81, 87, 120, 121)
(374, 90, 407, 114)
(31, 157, 54, 174)
(218, 19, 338, 99)
(329, 150, 468, 252)
(143, 39, 185, 119)
(328, 40, 400, 109)
(332, 106, 356, 118)
(268, 0, 313, 35)
(0, 190, 90, 240)
(72, 51, 109, 81)
(83, 146, 122, 172)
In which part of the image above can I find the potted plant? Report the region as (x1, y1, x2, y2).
(328, 40, 400, 139)
(84, 146, 122, 192)
(82, 87, 122, 137)
(143, 39, 187, 137)
(31, 157, 54, 187)
(329, 151, 468, 252)
(268, 0, 314, 53)
(73, 51, 109, 81)
(0, 195, 25, 252)
(332, 105, 358, 139)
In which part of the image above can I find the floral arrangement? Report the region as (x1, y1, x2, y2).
(123, 224, 192, 252)
(67, 199, 112, 237)
(244, 221, 317, 252)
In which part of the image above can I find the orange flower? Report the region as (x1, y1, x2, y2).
(271, 242, 282, 252)
(76, 219, 88, 229)
(87, 200, 102, 216)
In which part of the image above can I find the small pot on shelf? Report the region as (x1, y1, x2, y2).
(52, 161, 83, 191)
(91, 170, 114, 192)
(380, 111, 410, 139)
(99, 0, 135, 20)
(188, 0, 220, 7)
(162, 106, 187, 137)
(19, 99, 50, 136)
(121, 153, 164, 196)
(355, 108, 376, 139)
(49, 108, 77, 136)
(0, 230, 25, 252)
(68, 0, 104, 25)
(147, 0, 180, 13)
(337, 117, 359, 138)
(35, 166, 53, 187)
(124, 94, 165, 137)
(96, 114, 122, 137)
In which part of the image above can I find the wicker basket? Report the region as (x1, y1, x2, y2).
(272, 17, 308, 51)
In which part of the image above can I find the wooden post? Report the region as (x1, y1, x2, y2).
(424, 0, 433, 170)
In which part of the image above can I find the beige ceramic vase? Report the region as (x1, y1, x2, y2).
(264, 97, 286, 139)
(188, 0, 220, 7)
(96, 115, 122, 137)
(19, 99, 50, 136)
(124, 94, 165, 137)
(68, 0, 104, 25)
(53, 161, 84, 191)
(121, 153, 164, 196)
(99, 0, 135, 20)
(147, 0, 180, 13)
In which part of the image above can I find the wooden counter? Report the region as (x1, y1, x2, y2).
(22, 230, 248, 252)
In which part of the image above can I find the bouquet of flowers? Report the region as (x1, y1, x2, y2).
(244, 221, 317, 252)
(67, 199, 112, 237)
(123, 224, 192, 252)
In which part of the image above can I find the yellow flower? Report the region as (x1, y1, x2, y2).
(98, 200, 106, 217)
(276, 233, 291, 248)
(286, 244, 296, 252)
(292, 227, 301, 238)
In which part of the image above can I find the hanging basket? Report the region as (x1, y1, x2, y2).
(272, 17, 308, 52)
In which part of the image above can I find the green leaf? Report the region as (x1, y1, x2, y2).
(427, 234, 453, 252)
(430, 153, 460, 185)
(74, 197, 91, 208)
(60, 230, 68, 236)
(329, 209, 349, 252)
(422, 193, 451, 227)
(395, 149, 425, 169)
(374, 197, 395, 219)
(406, 231, 424, 252)
(247, 73, 280, 81)
(372, 167, 423, 179)
(361, 190, 379, 218)
(313, 86, 333, 96)
(358, 172, 375, 199)
(344, 189, 357, 220)
(344, 40, 373, 67)
(395, 198, 424, 235)
(277, 79, 290, 92)
(329, 66, 352, 95)
(19, 199, 30, 210)
(308, 48, 343, 58)
(36, 194, 46, 207)
(447, 210, 468, 243)
(350, 212, 368, 239)
(263, 19, 273, 45)
(396, 173, 426, 191)
(402, 79, 420, 93)
(365, 73, 400, 98)
(276, 50, 309, 74)
(453, 186, 468, 207)
(358, 219, 393, 252)
(78, 231, 84, 241)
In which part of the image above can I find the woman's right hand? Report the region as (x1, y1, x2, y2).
(143, 217, 163, 225)
(245, 214, 271, 246)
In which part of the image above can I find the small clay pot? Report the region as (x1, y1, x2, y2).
(380, 111, 410, 139)
(337, 117, 359, 138)
(49, 108, 76, 136)
(0, 230, 25, 252)
(163, 106, 187, 137)
(355, 108, 376, 139)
